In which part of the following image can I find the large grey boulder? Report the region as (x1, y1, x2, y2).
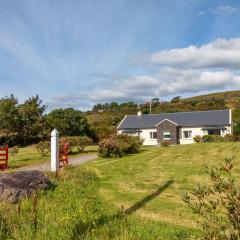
(0, 170, 50, 203)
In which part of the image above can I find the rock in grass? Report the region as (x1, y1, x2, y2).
(0, 170, 50, 203)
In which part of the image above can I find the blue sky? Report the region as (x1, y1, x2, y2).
(0, 0, 240, 110)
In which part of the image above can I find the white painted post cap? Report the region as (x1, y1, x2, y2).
(51, 129, 59, 137)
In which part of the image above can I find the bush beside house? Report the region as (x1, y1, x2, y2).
(193, 134, 236, 143)
(160, 140, 170, 147)
(98, 134, 143, 158)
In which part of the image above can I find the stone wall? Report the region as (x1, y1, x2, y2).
(157, 120, 179, 144)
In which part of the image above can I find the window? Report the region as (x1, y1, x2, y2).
(183, 130, 192, 139)
(150, 132, 157, 139)
(207, 129, 221, 135)
(163, 131, 171, 139)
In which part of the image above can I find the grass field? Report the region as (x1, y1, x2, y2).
(1, 142, 240, 239)
(7, 145, 98, 169)
(84, 142, 240, 238)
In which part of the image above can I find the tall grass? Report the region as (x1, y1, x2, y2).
(0, 165, 196, 239)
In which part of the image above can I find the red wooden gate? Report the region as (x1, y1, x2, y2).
(59, 142, 69, 167)
(0, 145, 8, 170)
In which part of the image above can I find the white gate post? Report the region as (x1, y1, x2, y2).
(51, 129, 59, 172)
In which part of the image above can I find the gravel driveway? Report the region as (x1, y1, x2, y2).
(18, 154, 98, 172)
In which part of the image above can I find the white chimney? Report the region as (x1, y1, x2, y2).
(137, 111, 142, 116)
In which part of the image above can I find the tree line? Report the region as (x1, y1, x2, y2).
(0, 95, 90, 146)
(1, 92, 240, 147)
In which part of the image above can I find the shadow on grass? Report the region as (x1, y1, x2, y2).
(71, 179, 174, 239)
(124, 179, 174, 215)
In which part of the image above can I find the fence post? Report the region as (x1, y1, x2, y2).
(51, 129, 59, 172)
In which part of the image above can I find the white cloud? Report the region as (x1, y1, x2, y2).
(49, 38, 240, 109)
(150, 38, 240, 69)
(198, 4, 239, 16)
(210, 5, 238, 16)
(49, 67, 240, 109)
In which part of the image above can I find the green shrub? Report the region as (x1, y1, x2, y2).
(98, 134, 143, 158)
(98, 137, 121, 158)
(183, 157, 240, 240)
(212, 135, 224, 142)
(201, 135, 215, 142)
(160, 140, 170, 147)
(193, 135, 202, 143)
(201, 135, 224, 143)
(75, 136, 92, 152)
(35, 141, 50, 157)
(117, 134, 143, 154)
(62, 136, 92, 153)
(9, 146, 19, 160)
(224, 134, 236, 142)
(194, 135, 224, 143)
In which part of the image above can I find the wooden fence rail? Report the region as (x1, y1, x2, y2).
(0, 145, 8, 170)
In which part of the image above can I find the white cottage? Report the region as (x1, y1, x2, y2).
(117, 109, 232, 145)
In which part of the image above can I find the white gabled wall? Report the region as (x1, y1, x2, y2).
(180, 127, 204, 144)
(118, 125, 232, 146)
(140, 129, 158, 145)
(117, 129, 158, 145)
(179, 125, 232, 144)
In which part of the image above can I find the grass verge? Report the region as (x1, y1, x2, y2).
(7, 145, 98, 169)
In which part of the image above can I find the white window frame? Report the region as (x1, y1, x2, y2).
(149, 131, 157, 139)
(163, 131, 171, 140)
(183, 130, 192, 139)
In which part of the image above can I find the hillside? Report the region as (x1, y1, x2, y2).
(185, 90, 240, 111)
(87, 90, 240, 140)
(185, 90, 240, 102)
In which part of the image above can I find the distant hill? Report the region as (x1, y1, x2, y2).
(87, 90, 240, 140)
(182, 90, 240, 122)
(185, 90, 240, 110)
(186, 90, 240, 101)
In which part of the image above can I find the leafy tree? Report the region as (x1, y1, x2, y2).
(233, 123, 240, 138)
(171, 96, 181, 103)
(18, 95, 46, 145)
(92, 103, 104, 112)
(46, 108, 89, 136)
(0, 95, 20, 145)
(109, 102, 118, 109)
(0, 95, 19, 134)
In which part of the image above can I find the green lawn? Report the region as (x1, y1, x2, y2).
(84, 142, 240, 238)
(1, 142, 240, 239)
(7, 145, 98, 169)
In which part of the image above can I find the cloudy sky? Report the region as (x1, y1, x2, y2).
(0, 0, 240, 110)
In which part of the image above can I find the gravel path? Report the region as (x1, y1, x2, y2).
(18, 154, 98, 172)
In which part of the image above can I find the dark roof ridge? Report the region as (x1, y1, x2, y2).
(117, 109, 230, 129)
(126, 109, 230, 116)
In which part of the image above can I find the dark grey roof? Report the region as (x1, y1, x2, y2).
(117, 109, 231, 129)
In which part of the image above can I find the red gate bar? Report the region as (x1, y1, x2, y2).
(0, 145, 8, 170)
(59, 142, 69, 168)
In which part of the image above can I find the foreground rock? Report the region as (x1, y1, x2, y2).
(0, 170, 50, 203)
